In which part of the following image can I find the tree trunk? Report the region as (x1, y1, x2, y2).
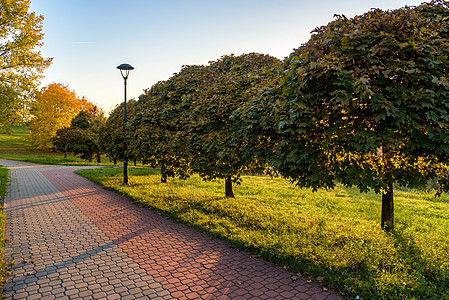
(88, 153, 93, 163)
(134, 159, 137, 166)
(96, 152, 101, 163)
(114, 158, 117, 165)
(161, 161, 167, 183)
(225, 176, 234, 198)
(381, 182, 394, 231)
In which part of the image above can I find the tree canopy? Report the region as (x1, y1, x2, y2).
(96, 1, 449, 229)
(274, 0, 449, 229)
(183, 54, 281, 197)
(100, 99, 138, 165)
(53, 109, 105, 162)
(131, 53, 280, 196)
(131, 66, 206, 182)
(28, 83, 95, 148)
(0, 0, 52, 132)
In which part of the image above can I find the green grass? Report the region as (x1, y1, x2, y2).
(77, 167, 449, 299)
(0, 126, 113, 166)
(0, 166, 8, 291)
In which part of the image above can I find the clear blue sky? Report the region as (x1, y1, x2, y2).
(29, 0, 425, 113)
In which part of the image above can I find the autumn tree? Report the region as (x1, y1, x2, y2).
(28, 83, 94, 148)
(275, 1, 449, 230)
(0, 0, 52, 133)
(53, 109, 105, 162)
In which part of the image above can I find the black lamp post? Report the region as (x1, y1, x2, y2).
(117, 63, 134, 185)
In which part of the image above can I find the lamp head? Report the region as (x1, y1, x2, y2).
(117, 63, 134, 79)
(117, 63, 134, 71)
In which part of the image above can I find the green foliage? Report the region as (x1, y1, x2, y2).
(0, 166, 8, 292)
(184, 54, 281, 185)
(0, 0, 52, 132)
(77, 167, 449, 299)
(277, 1, 449, 193)
(53, 109, 105, 162)
(132, 66, 206, 181)
(268, 1, 449, 229)
(132, 53, 281, 194)
(0, 165, 7, 201)
(100, 100, 137, 164)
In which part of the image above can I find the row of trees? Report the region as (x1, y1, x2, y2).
(2, 0, 449, 230)
(129, 54, 281, 197)
(97, 1, 449, 230)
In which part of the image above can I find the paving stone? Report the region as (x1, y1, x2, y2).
(1, 160, 169, 299)
(1, 158, 343, 299)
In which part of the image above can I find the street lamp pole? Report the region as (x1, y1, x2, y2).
(117, 63, 134, 186)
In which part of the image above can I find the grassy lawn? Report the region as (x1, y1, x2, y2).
(0, 126, 113, 166)
(77, 167, 449, 299)
(0, 166, 8, 291)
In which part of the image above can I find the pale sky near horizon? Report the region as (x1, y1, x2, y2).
(29, 0, 425, 113)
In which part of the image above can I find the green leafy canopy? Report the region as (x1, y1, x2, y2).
(276, 0, 449, 194)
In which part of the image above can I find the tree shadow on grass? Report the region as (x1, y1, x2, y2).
(387, 227, 448, 299)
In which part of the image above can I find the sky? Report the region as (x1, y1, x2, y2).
(29, 0, 425, 113)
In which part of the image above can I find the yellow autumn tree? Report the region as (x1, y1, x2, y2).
(28, 83, 94, 148)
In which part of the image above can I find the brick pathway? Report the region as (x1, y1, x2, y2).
(0, 159, 342, 299)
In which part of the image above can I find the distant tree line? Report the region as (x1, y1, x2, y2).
(53, 1, 449, 230)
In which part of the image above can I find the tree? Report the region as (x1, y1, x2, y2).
(132, 54, 280, 195)
(100, 100, 138, 165)
(131, 66, 209, 183)
(275, 1, 449, 230)
(28, 83, 94, 148)
(53, 109, 105, 162)
(0, 0, 52, 133)
(184, 53, 281, 197)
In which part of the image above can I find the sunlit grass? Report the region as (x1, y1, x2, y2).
(0, 166, 8, 292)
(77, 167, 449, 299)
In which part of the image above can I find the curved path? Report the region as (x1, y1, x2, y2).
(0, 159, 342, 300)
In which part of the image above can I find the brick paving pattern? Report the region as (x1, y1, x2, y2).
(0, 159, 342, 299)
